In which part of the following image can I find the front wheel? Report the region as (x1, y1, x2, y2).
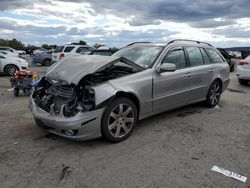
(5, 65, 18, 76)
(101, 97, 138, 143)
(206, 80, 222, 108)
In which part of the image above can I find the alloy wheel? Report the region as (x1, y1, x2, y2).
(209, 83, 221, 106)
(108, 103, 135, 138)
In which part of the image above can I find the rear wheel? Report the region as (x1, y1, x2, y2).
(230, 65, 234, 72)
(43, 59, 51, 66)
(101, 97, 138, 143)
(206, 80, 222, 108)
(239, 79, 248, 85)
(5, 65, 18, 76)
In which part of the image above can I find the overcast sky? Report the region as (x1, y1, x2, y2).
(0, 0, 250, 47)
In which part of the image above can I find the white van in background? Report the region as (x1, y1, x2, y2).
(52, 45, 95, 63)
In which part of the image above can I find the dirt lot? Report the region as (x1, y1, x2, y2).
(0, 65, 249, 188)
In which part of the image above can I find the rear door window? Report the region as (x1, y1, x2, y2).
(63, 46, 75, 53)
(76, 47, 91, 53)
(200, 48, 211, 64)
(54, 46, 64, 53)
(185, 47, 204, 66)
(162, 48, 186, 69)
(206, 49, 225, 64)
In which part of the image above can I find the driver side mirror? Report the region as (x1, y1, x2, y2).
(157, 63, 176, 73)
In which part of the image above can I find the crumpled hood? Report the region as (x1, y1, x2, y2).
(46, 55, 119, 85)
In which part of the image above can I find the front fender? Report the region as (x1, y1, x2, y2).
(92, 83, 117, 106)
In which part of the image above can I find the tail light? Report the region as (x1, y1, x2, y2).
(59, 53, 65, 59)
(239, 61, 249, 65)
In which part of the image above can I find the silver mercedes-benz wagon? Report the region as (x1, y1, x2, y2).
(30, 40, 230, 142)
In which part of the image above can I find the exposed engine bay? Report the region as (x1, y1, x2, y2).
(32, 59, 143, 118)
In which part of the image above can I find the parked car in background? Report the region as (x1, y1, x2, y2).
(237, 57, 250, 85)
(33, 48, 47, 55)
(0, 50, 20, 58)
(82, 49, 118, 56)
(217, 48, 235, 72)
(32, 50, 53, 66)
(0, 46, 24, 57)
(52, 45, 95, 62)
(30, 40, 229, 142)
(0, 54, 28, 75)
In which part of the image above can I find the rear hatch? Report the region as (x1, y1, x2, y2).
(52, 46, 65, 62)
(239, 58, 250, 70)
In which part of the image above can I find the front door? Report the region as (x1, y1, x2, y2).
(153, 47, 191, 113)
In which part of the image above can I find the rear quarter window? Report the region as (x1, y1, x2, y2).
(206, 49, 225, 64)
(63, 46, 75, 53)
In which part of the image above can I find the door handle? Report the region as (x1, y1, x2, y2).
(208, 68, 213, 72)
(184, 73, 192, 77)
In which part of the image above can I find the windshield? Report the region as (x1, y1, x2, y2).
(112, 45, 163, 69)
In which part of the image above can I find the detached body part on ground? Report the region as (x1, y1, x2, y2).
(29, 41, 230, 142)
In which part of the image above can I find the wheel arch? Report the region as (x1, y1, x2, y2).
(212, 78, 222, 88)
(115, 91, 140, 114)
(43, 58, 51, 63)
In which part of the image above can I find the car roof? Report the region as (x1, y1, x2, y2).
(64, 45, 91, 47)
(126, 40, 213, 48)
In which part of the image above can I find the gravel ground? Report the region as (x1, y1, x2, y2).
(0, 64, 249, 188)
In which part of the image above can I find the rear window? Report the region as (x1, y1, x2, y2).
(206, 49, 225, 64)
(54, 46, 64, 53)
(64, 46, 75, 53)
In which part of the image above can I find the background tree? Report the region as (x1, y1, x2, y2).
(0, 38, 25, 50)
(41, 44, 51, 50)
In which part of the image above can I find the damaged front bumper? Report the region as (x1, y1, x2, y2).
(29, 96, 104, 141)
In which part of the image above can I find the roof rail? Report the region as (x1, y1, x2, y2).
(126, 42, 151, 46)
(167, 39, 213, 47)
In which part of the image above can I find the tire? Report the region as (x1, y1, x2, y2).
(13, 88, 19, 97)
(23, 89, 31, 96)
(230, 65, 234, 72)
(206, 80, 222, 108)
(5, 65, 18, 76)
(239, 79, 248, 85)
(43, 59, 51, 66)
(101, 97, 138, 143)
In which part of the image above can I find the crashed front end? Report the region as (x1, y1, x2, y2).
(29, 56, 142, 140)
(29, 77, 105, 140)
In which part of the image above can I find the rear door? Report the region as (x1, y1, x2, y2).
(183, 46, 214, 101)
(153, 46, 191, 113)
